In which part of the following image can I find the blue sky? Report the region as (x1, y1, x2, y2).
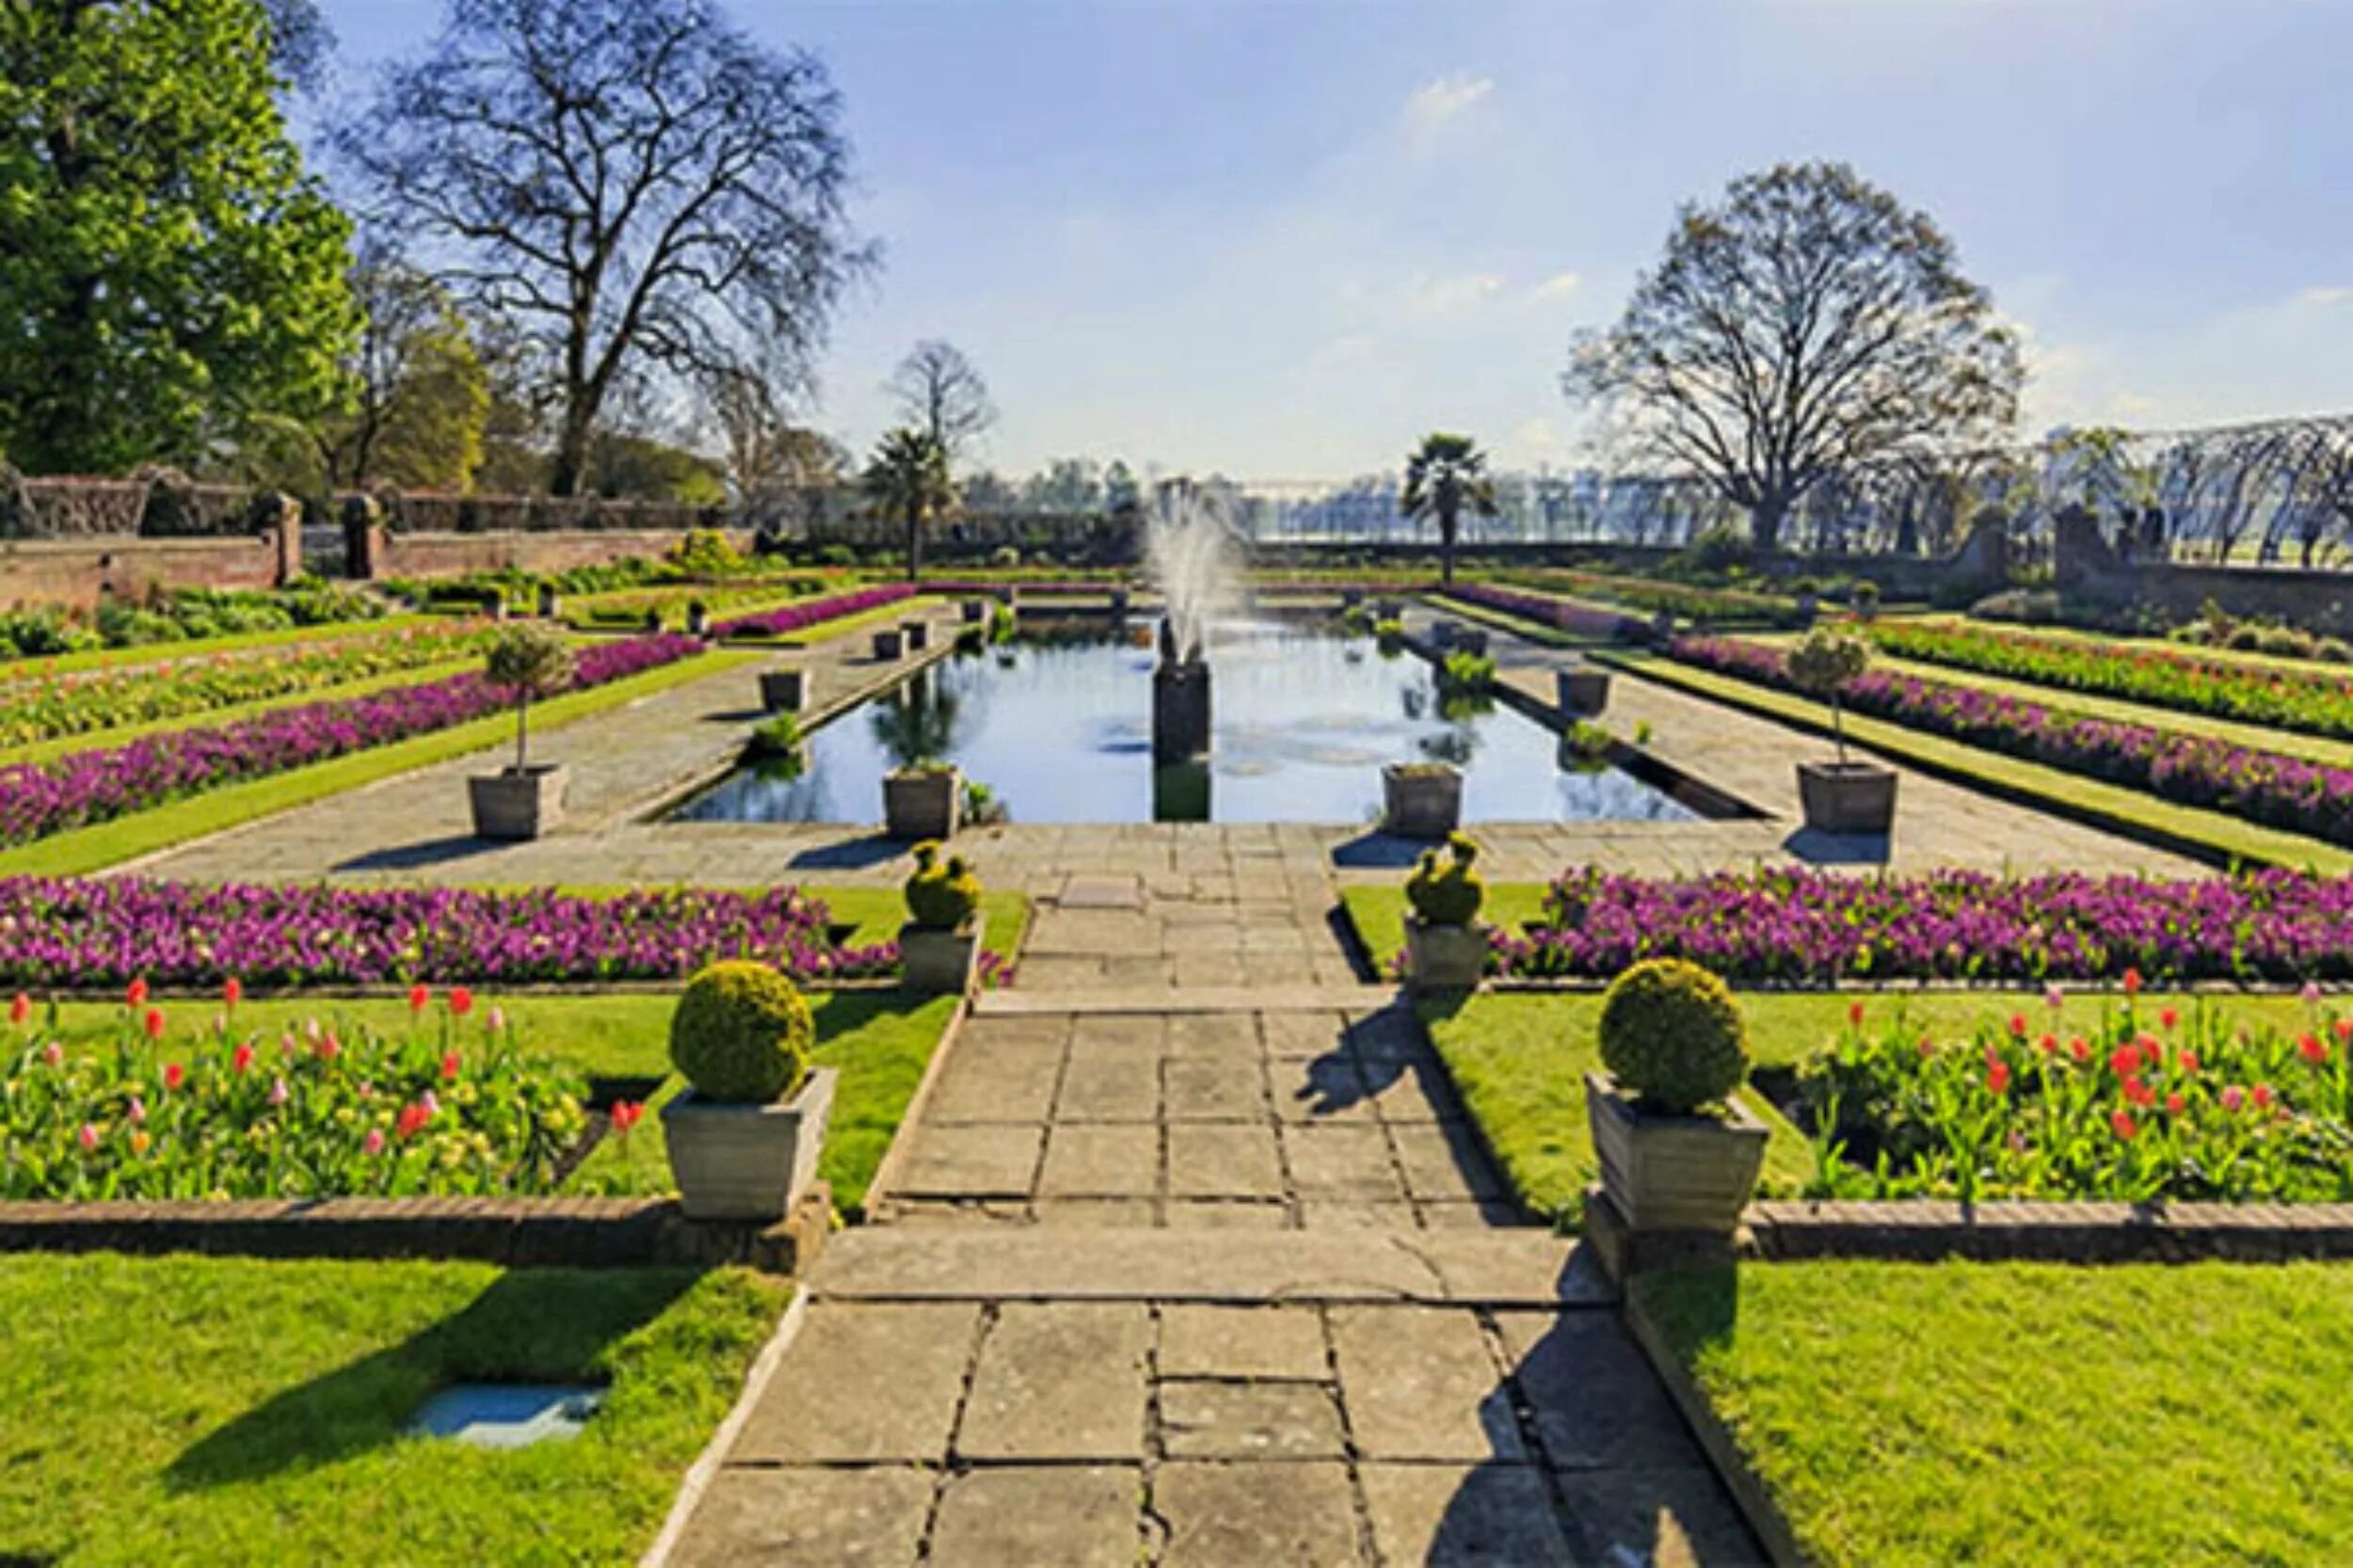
(312, 0, 2353, 479)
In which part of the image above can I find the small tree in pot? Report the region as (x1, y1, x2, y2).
(663, 961, 837, 1221)
(1786, 626, 1897, 834)
(467, 624, 575, 840)
(900, 840, 986, 994)
(1585, 959, 1768, 1240)
(1402, 832, 1489, 992)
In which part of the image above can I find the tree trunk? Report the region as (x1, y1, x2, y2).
(1752, 496, 1786, 554)
(549, 397, 596, 498)
(1439, 504, 1459, 587)
(905, 501, 923, 582)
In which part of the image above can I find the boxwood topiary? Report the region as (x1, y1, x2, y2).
(904, 840, 982, 929)
(1405, 832, 1485, 926)
(1596, 957, 1749, 1115)
(669, 961, 813, 1104)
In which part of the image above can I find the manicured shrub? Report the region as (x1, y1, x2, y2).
(1597, 957, 1749, 1114)
(904, 840, 982, 929)
(1405, 832, 1485, 926)
(669, 961, 812, 1104)
(1437, 650, 1495, 694)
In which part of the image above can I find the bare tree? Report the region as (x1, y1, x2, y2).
(316, 237, 488, 488)
(340, 0, 871, 495)
(1563, 161, 2023, 552)
(886, 340, 996, 459)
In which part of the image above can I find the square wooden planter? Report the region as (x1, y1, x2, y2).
(902, 619, 930, 651)
(662, 1067, 838, 1222)
(759, 668, 807, 712)
(1404, 916, 1490, 993)
(872, 629, 904, 660)
(467, 764, 568, 840)
(1556, 666, 1611, 715)
(1383, 762, 1463, 838)
(1584, 1071, 1768, 1235)
(961, 599, 987, 624)
(1796, 760, 1897, 834)
(883, 767, 961, 840)
(900, 914, 986, 996)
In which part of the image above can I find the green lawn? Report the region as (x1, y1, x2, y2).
(1637, 1259, 2353, 1567)
(0, 648, 760, 878)
(0, 1254, 783, 1567)
(0, 613, 445, 680)
(1339, 883, 1549, 972)
(40, 983, 969, 1217)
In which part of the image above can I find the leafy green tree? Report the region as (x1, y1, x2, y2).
(862, 427, 956, 582)
(1401, 433, 1497, 586)
(1563, 161, 2022, 552)
(0, 0, 355, 473)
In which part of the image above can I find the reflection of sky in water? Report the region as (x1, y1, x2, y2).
(673, 620, 1702, 825)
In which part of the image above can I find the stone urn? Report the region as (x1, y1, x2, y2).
(1796, 760, 1898, 834)
(1584, 1070, 1767, 1234)
(883, 766, 961, 840)
(1405, 915, 1490, 993)
(663, 1067, 838, 1222)
(1382, 762, 1463, 838)
(468, 764, 567, 840)
(872, 628, 904, 661)
(759, 668, 807, 713)
(961, 599, 987, 624)
(902, 619, 930, 652)
(1556, 665, 1611, 716)
(901, 912, 986, 996)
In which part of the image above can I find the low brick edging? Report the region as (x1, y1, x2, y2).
(0, 1189, 831, 1273)
(1745, 1198, 2353, 1264)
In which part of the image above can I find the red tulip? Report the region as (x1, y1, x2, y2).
(2337, 1018, 2353, 1044)
(126, 977, 148, 1008)
(2165, 1092, 2185, 1115)
(76, 1123, 100, 1152)
(2122, 968, 2142, 997)
(610, 1100, 645, 1137)
(316, 1032, 341, 1063)
(40, 1040, 63, 1068)
(222, 977, 243, 1010)
(448, 986, 474, 1017)
(2007, 1013, 2026, 1038)
(1986, 1062, 2011, 1096)
(2123, 1076, 2155, 1108)
(2252, 1083, 2275, 1111)
(2159, 1007, 2179, 1032)
(232, 1042, 255, 1075)
(7, 992, 27, 1028)
(2177, 1049, 2200, 1076)
(142, 1007, 166, 1041)
(2070, 1037, 2090, 1064)
(163, 1062, 184, 1092)
(2111, 1110, 2138, 1141)
(2109, 1043, 2143, 1078)
(440, 1051, 461, 1081)
(2036, 1032, 2057, 1055)
(1848, 1000, 1865, 1029)
(2298, 1032, 2329, 1065)
(396, 1102, 432, 1140)
(408, 984, 430, 1014)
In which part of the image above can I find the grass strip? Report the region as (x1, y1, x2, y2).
(0, 1254, 784, 1566)
(0, 650, 760, 878)
(1636, 1258, 2353, 1567)
(0, 612, 440, 679)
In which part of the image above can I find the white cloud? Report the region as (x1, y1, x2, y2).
(1408, 271, 1506, 313)
(1402, 72, 1493, 145)
(1529, 270, 1582, 302)
(2293, 284, 2353, 309)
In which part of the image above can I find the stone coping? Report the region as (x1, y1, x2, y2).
(1745, 1197, 2353, 1263)
(0, 1189, 830, 1272)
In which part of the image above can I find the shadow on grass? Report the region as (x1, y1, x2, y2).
(336, 836, 506, 873)
(787, 835, 906, 871)
(165, 1269, 699, 1493)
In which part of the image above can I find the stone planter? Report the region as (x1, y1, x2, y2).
(900, 914, 986, 996)
(1382, 762, 1462, 838)
(662, 1067, 838, 1222)
(961, 599, 987, 624)
(1429, 620, 1461, 652)
(902, 619, 929, 652)
(1404, 916, 1489, 993)
(467, 764, 567, 840)
(883, 767, 961, 840)
(1585, 1071, 1768, 1234)
(759, 668, 807, 713)
(872, 629, 904, 660)
(1556, 665, 1611, 715)
(1796, 760, 1898, 834)
(1376, 599, 1404, 620)
(536, 585, 561, 618)
(1452, 628, 1490, 658)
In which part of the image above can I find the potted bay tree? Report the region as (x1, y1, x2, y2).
(900, 840, 986, 994)
(468, 624, 574, 840)
(1401, 832, 1489, 992)
(663, 961, 838, 1221)
(1787, 626, 1897, 834)
(1585, 958, 1768, 1236)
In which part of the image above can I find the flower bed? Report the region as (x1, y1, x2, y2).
(0, 620, 499, 748)
(0, 878, 899, 988)
(709, 584, 916, 638)
(1796, 990, 2353, 1203)
(1489, 867, 2353, 984)
(1869, 620, 2353, 739)
(3, 987, 590, 1200)
(1669, 632, 2353, 847)
(1444, 582, 1647, 640)
(1512, 570, 1805, 628)
(0, 632, 702, 848)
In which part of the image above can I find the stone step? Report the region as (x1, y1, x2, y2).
(976, 983, 1392, 1016)
(811, 1224, 1612, 1307)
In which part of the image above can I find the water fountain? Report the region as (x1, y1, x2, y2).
(1146, 485, 1240, 767)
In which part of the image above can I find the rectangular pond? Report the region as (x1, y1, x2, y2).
(671, 619, 1715, 826)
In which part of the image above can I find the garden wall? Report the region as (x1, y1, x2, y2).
(362, 525, 758, 583)
(2055, 507, 2353, 631)
(0, 531, 295, 610)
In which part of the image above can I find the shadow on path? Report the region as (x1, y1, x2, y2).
(336, 836, 505, 873)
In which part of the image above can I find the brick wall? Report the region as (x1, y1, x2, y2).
(1, 533, 288, 610)
(2056, 507, 2353, 631)
(369, 526, 758, 582)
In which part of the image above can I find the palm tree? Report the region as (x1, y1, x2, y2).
(861, 426, 956, 582)
(1401, 432, 1499, 587)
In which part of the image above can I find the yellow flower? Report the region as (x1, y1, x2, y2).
(129, 1129, 152, 1157)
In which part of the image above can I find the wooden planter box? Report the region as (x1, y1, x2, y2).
(1796, 760, 1898, 834)
(467, 764, 567, 840)
(872, 629, 904, 660)
(902, 619, 929, 651)
(536, 585, 561, 618)
(662, 1067, 838, 1222)
(883, 767, 960, 840)
(1556, 666, 1611, 715)
(961, 599, 987, 624)
(686, 605, 711, 638)
(1451, 627, 1490, 658)
(900, 914, 986, 996)
(759, 668, 807, 712)
(1585, 1071, 1768, 1235)
(1382, 762, 1462, 838)
(1404, 916, 1489, 993)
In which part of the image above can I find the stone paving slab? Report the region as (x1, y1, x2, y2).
(667, 1464, 934, 1567)
(1154, 1461, 1366, 1567)
(958, 1302, 1152, 1461)
(728, 1301, 979, 1463)
(1158, 1304, 1331, 1380)
(1160, 1380, 1349, 1459)
(1359, 1462, 1578, 1568)
(926, 1465, 1141, 1568)
(1329, 1306, 1527, 1463)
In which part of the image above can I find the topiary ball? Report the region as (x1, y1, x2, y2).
(904, 840, 983, 929)
(669, 961, 813, 1104)
(1596, 958, 1749, 1115)
(1404, 832, 1485, 926)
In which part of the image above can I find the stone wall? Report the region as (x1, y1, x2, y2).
(2054, 506, 2353, 631)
